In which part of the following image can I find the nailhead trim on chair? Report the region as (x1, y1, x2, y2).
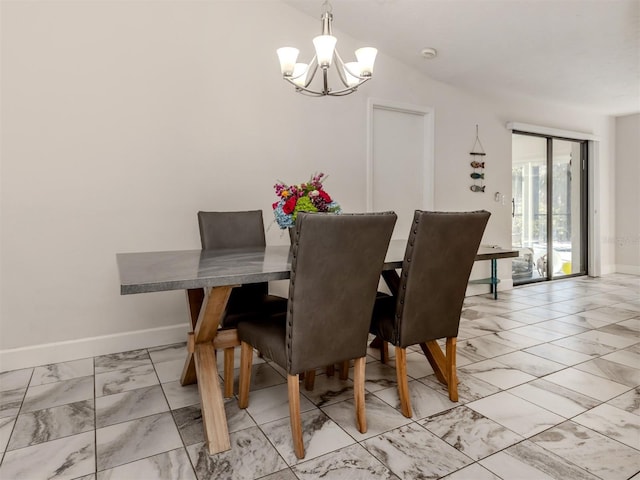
(394, 213, 421, 346)
(286, 222, 302, 372)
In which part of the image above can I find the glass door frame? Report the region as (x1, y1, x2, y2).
(512, 130, 589, 284)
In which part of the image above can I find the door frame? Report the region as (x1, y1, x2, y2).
(508, 122, 600, 278)
(511, 130, 589, 282)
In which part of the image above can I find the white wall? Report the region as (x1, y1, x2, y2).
(614, 114, 640, 274)
(0, 1, 617, 369)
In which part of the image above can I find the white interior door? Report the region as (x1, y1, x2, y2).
(367, 99, 434, 239)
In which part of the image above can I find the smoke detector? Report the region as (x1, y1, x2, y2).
(421, 48, 437, 59)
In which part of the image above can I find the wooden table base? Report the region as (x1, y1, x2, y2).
(180, 286, 238, 455)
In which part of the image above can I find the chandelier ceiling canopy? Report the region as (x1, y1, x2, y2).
(277, 1, 377, 97)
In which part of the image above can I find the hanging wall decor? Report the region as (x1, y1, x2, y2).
(470, 124, 486, 192)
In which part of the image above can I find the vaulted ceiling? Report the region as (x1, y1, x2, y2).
(284, 0, 640, 117)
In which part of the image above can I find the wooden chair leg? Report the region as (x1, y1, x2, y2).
(353, 357, 367, 433)
(339, 360, 349, 380)
(223, 347, 235, 398)
(395, 346, 412, 418)
(303, 369, 316, 391)
(325, 364, 335, 377)
(287, 374, 304, 459)
(446, 337, 458, 402)
(238, 342, 253, 409)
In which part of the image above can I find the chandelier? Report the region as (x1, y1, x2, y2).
(276, 1, 377, 97)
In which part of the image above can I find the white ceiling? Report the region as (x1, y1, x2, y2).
(284, 0, 640, 117)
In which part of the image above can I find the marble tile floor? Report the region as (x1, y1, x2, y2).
(0, 273, 639, 480)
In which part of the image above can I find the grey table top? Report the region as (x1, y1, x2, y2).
(117, 240, 517, 295)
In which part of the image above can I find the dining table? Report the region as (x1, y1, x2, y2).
(116, 240, 517, 455)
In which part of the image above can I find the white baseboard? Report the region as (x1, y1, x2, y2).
(615, 264, 640, 275)
(0, 272, 522, 373)
(0, 323, 189, 372)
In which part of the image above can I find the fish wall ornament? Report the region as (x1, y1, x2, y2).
(470, 124, 486, 193)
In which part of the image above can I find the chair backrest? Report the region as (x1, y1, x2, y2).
(286, 212, 397, 374)
(197, 210, 268, 299)
(198, 210, 266, 250)
(394, 210, 490, 347)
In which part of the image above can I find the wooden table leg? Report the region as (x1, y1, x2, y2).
(419, 339, 460, 396)
(419, 341, 447, 385)
(180, 289, 205, 386)
(179, 285, 235, 455)
(181, 333, 197, 386)
(194, 342, 230, 453)
(186, 288, 205, 328)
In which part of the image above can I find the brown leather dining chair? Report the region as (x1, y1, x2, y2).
(237, 211, 397, 459)
(370, 210, 490, 417)
(197, 210, 287, 397)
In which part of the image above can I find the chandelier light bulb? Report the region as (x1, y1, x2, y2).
(313, 35, 337, 67)
(277, 47, 300, 76)
(355, 47, 377, 76)
(292, 63, 309, 87)
(344, 62, 362, 86)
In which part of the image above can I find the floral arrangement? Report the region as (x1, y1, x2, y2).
(272, 172, 342, 229)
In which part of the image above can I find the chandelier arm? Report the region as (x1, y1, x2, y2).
(326, 76, 371, 96)
(283, 76, 326, 96)
(328, 89, 357, 97)
(284, 74, 371, 96)
(333, 49, 351, 88)
(297, 89, 327, 97)
(305, 57, 319, 88)
(282, 56, 319, 91)
(335, 49, 371, 80)
(289, 69, 307, 84)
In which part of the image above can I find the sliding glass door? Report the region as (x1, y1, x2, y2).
(511, 132, 587, 284)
